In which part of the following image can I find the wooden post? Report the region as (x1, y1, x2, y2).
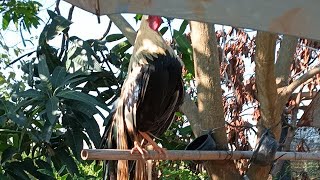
(81, 149, 320, 161)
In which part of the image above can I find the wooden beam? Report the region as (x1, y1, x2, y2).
(63, 0, 320, 40)
(81, 149, 320, 161)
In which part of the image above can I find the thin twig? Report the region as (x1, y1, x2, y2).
(58, 5, 74, 60)
(6, 50, 37, 68)
(55, 0, 61, 15)
(99, 20, 113, 40)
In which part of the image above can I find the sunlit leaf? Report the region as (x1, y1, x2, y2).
(46, 10, 72, 41)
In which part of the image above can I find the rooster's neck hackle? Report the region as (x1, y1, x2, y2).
(131, 15, 175, 67)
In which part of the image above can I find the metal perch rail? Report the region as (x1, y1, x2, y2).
(81, 149, 320, 161)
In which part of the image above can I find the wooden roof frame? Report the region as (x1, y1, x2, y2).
(63, 0, 319, 40)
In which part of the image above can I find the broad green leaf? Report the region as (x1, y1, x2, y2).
(42, 120, 53, 142)
(19, 158, 52, 179)
(57, 164, 67, 176)
(59, 70, 88, 88)
(1, 146, 17, 164)
(38, 54, 50, 82)
(67, 37, 102, 71)
(60, 77, 87, 89)
(111, 40, 131, 55)
(37, 169, 55, 178)
(56, 90, 110, 112)
(173, 30, 194, 75)
(174, 30, 192, 52)
(179, 125, 192, 136)
(17, 89, 46, 99)
(76, 112, 101, 148)
(160, 26, 168, 35)
(88, 39, 108, 51)
(55, 148, 79, 175)
(46, 10, 72, 40)
(2, 12, 10, 30)
(0, 115, 6, 125)
(65, 129, 83, 160)
(179, 20, 189, 34)
(51, 66, 67, 89)
(36, 159, 53, 174)
(45, 96, 60, 124)
(7, 112, 26, 126)
(67, 101, 98, 117)
(60, 173, 70, 180)
(105, 34, 124, 42)
(5, 164, 30, 180)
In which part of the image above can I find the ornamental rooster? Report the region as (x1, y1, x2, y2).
(100, 15, 184, 180)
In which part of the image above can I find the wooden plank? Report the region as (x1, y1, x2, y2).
(63, 0, 320, 40)
(81, 149, 320, 161)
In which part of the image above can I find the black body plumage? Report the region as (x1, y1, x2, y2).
(100, 15, 184, 180)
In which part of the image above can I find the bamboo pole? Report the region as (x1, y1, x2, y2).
(81, 149, 320, 161)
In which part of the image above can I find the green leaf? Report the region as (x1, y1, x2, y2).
(134, 14, 143, 22)
(46, 10, 72, 40)
(105, 34, 124, 42)
(179, 20, 189, 34)
(57, 165, 67, 176)
(173, 30, 194, 75)
(7, 112, 26, 126)
(160, 26, 168, 35)
(179, 125, 192, 136)
(17, 89, 46, 99)
(56, 90, 110, 112)
(67, 37, 102, 71)
(65, 129, 83, 160)
(111, 40, 131, 55)
(19, 158, 53, 179)
(60, 173, 70, 180)
(55, 148, 79, 175)
(174, 30, 192, 52)
(1, 146, 17, 164)
(59, 70, 88, 88)
(38, 54, 50, 82)
(45, 96, 60, 124)
(2, 12, 11, 30)
(76, 112, 101, 148)
(36, 159, 53, 175)
(5, 164, 30, 180)
(42, 120, 53, 142)
(88, 39, 108, 51)
(51, 66, 67, 89)
(0, 115, 7, 125)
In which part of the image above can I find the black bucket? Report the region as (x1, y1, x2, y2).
(185, 133, 216, 163)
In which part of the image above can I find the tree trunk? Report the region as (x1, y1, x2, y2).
(189, 21, 240, 180)
(246, 31, 282, 180)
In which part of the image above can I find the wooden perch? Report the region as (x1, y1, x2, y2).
(81, 149, 320, 161)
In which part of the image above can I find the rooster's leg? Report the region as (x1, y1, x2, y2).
(139, 131, 166, 154)
(130, 139, 148, 155)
